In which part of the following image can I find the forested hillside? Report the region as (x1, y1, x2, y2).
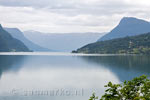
(74, 32, 150, 54)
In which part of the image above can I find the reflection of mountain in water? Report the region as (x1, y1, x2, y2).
(0, 55, 149, 82)
(0, 55, 25, 79)
(80, 55, 150, 82)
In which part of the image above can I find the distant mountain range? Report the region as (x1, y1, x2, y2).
(98, 17, 150, 41)
(73, 32, 150, 54)
(0, 24, 30, 52)
(74, 17, 150, 54)
(2, 16, 150, 53)
(4, 28, 51, 52)
(24, 31, 105, 52)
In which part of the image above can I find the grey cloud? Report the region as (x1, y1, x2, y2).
(0, 0, 150, 33)
(0, 0, 148, 17)
(0, 0, 139, 9)
(0, 0, 75, 8)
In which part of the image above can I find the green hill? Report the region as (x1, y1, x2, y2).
(73, 32, 150, 54)
(0, 24, 31, 52)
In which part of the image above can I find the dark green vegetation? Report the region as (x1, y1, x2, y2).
(0, 24, 31, 52)
(73, 32, 150, 54)
(89, 75, 150, 100)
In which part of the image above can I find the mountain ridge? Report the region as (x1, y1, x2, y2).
(24, 30, 106, 52)
(73, 32, 150, 54)
(0, 24, 31, 52)
(98, 17, 150, 41)
(4, 28, 51, 52)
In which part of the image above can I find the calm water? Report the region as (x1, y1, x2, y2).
(0, 53, 150, 100)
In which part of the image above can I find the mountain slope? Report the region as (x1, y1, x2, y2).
(4, 28, 51, 52)
(24, 31, 105, 52)
(0, 24, 30, 52)
(98, 17, 150, 41)
(74, 32, 150, 54)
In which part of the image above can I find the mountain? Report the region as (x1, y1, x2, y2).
(24, 31, 106, 52)
(0, 24, 30, 52)
(98, 17, 150, 41)
(4, 28, 51, 52)
(73, 32, 150, 54)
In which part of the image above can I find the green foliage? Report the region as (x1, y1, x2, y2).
(74, 33, 150, 54)
(89, 93, 98, 100)
(89, 75, 150, 100)
(100, 82, 122, 100)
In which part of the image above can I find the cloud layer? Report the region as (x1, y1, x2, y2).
(0, 0, 150, 33)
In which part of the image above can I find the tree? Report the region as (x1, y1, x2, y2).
(89, 93, 98, 100)
(89, 75, 150, 100)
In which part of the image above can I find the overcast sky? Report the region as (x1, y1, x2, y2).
(0, 0, 150, 33)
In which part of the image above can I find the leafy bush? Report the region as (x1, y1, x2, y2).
(89, 75, 150, 100)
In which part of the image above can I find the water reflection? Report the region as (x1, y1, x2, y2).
(0, 55, 120, 100)
(0, 55, 25, 79)
(0, 55, 150, 100)
(80, 55, 150, 81)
